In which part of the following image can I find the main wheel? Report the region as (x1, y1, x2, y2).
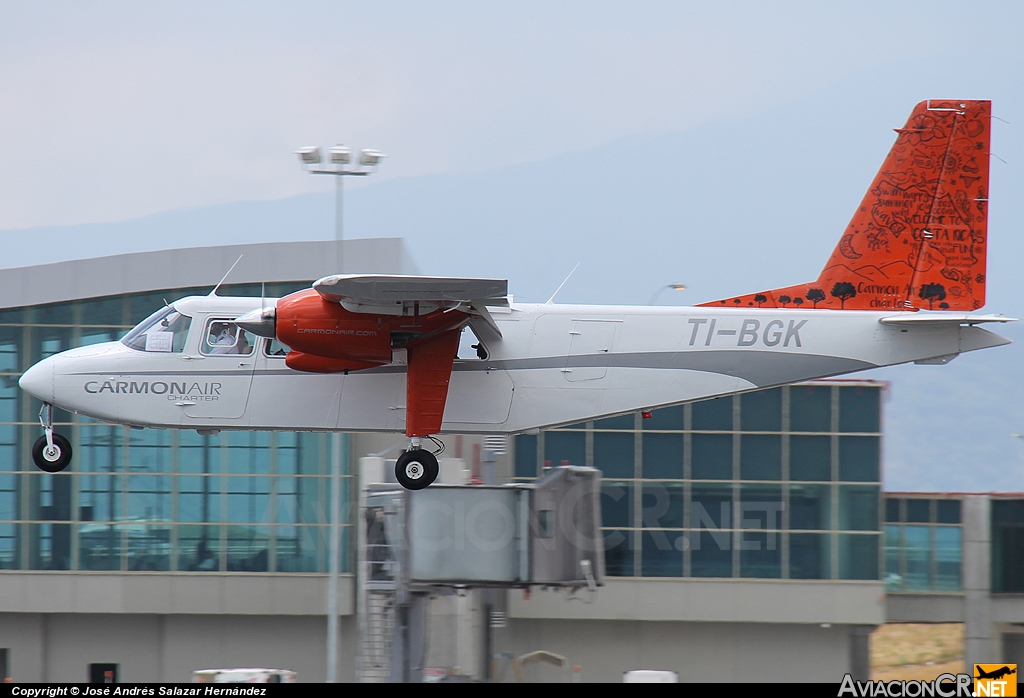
(395, 449, 439, 490)
(32, 433, 72, 473)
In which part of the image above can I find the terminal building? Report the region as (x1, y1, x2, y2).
(0, 239, 1015, 682)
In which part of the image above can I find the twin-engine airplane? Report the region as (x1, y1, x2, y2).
(19, 99, 1011, 489)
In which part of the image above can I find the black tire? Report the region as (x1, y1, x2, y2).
(32, 433, 72, 473)
(395, 449, 439, 490)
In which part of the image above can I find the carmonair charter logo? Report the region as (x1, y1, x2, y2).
(975, 665, 1017, 697)
(84, 380, 223, 403)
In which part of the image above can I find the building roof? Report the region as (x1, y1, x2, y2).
(0, 238, 417, 309)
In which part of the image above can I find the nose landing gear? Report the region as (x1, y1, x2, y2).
(394, 437, 439, 490)
(32, 404, 72, 473)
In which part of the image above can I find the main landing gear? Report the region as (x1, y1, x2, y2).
(32, 403, 72, 473)
(395, 437, 439, 490)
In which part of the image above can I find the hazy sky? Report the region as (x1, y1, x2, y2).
(1, 1, 1021, 230)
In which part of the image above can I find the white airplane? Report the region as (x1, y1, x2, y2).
(19, 99, 1011, 490)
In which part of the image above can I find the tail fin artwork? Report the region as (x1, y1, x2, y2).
(700, 100, 992, 311)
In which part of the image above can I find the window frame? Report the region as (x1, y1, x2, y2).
(200, 318, 255, 357)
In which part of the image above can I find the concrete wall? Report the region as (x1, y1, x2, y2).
(366, 574, 881, 682)
(0, 573, 360, 682)
(0, 613, 360, 683)
(0, 612, 866, 683)
(494, 618, 858, 682)
(495, 578, 883, 681)
(510, 579, 886, 625)
(0, 573, 353, 616)
(885, 594, 965, 623)
(0, 614, 45, 684)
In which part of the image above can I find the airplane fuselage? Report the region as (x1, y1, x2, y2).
(19, 294, 1010, 435)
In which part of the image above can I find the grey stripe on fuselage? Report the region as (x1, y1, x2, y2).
(471, 350, 876, 387)
(74, 350, 875, 389)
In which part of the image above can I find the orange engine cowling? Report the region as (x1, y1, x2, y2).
(285, 351, 383, 374)
(276, 289, 392, 369)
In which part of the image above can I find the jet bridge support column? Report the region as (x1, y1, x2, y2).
(481, 587, 507, 682)
(391, 593, 428, 684)
(963, 495, 995, 667)
(359, 466, 603, 682)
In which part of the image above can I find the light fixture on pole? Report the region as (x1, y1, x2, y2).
(330, 145, 351, 166)
(296, 144, 386, 249)
(298, 142, 384, 684)
(297, 146, 322, 166)
(648, 283, 688, 305)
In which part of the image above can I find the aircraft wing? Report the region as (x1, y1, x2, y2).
(313, 274, 507, 304)
(313, 274, 509, 337)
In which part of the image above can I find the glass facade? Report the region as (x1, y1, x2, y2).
(0, 282, 354, 573)
(883, 496, 962, 592)
(515, 383, 883, 580)
(991, 499, 1024, 593)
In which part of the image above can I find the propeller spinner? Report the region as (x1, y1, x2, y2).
(234, 306, 277, 338)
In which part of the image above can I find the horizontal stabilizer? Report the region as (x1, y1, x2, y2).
(314, 274, 508, 304)
(879, 313, 1015, 326)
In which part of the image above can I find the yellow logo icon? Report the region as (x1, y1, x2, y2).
(975, 664, 1017, 697)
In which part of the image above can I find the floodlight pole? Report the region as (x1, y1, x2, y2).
(335, 176, 344, 270)
(308, 169, 371, 269)
(300, 147, 382, 683)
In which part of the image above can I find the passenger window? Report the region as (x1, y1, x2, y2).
(264, 338, 291, 357)
(201, 320, 255, 356)
(457, 325, 488, 360)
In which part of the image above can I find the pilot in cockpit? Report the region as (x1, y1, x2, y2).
(209, 322, 253, 355)
(209, 323, 240, 354)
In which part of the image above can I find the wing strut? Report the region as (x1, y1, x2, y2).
(405, 329, 461, 438)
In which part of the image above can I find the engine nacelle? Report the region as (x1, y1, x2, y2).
(276, 289, 392, 364)
(285, 351, 382, 374)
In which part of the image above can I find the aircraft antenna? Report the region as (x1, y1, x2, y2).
(209, 254, 244, 297)
(545, 262, 581, 305)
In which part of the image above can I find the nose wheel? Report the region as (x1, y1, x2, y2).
(32, 433, 72, 473)
(395, 448, 439, 490)
(32, 403, 72, 473)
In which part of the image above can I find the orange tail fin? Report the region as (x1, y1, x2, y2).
(700, 99, 991, 311)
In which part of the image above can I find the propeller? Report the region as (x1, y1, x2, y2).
(235, 286, 277, 339)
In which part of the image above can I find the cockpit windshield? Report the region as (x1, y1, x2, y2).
(121, 306, 192, 353)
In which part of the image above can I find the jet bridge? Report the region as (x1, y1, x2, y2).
(356, 465, 604, 682)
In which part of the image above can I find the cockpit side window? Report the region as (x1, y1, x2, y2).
(201, 319, 255, 356)
(122, 306, 192, 353)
